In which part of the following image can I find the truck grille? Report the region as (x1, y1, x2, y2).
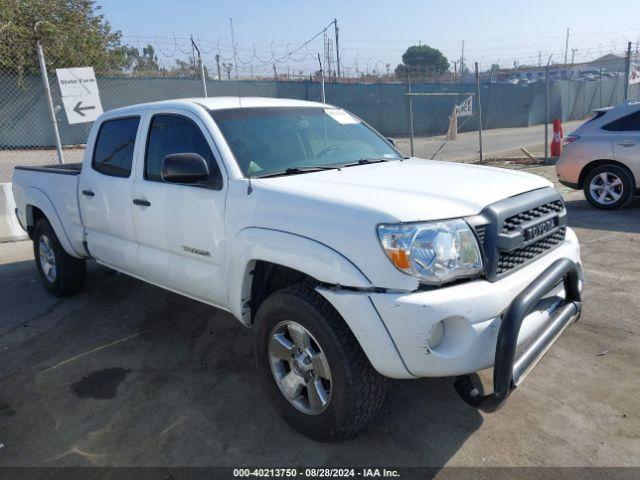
(467, 189, 568, 281)
(496, 227, 566, 274)
(502, 200, 564, 233)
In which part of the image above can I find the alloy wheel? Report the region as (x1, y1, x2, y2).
(268, 320, 332, 415)
(589, 172, 623, 206)
(38, 234, 57, 283)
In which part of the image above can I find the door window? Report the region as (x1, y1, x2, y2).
(145, 114, 222, 187)
(92, 117, 140, 177)
(602, 111, 640, 131)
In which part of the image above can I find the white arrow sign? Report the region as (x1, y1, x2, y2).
(56, 67, 103, 124)
(455, 96, 473, 117)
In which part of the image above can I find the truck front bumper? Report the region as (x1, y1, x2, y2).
(318, 227, 583, 390)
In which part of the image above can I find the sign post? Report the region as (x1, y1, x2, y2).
(56, 67, 103, 125)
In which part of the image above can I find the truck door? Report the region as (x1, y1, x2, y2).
(79, 116, 141, 272)
(131, 110, 228, 308)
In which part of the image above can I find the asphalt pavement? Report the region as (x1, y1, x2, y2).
(0, 164, 638, 469)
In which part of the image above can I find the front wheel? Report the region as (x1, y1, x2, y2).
(255, 283, 387, 441)
(583, 164, 634, 209)
(33, 218, 86, 297)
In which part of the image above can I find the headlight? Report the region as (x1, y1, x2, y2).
(377, 219, 483, 285)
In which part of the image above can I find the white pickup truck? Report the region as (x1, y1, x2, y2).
(13, 97, 583, 441)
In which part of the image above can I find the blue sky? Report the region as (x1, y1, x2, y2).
(98, 0, 639, 76)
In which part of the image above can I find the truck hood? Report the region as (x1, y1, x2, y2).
(257, 158, 553, 221)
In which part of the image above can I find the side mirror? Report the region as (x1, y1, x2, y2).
(386, 137, 397, 147)
(161, 153, 210, 185)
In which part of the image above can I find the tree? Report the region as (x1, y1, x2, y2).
(395, 45, 450, 78)
(123, 44, 162, 74)
(0, 0, 127, 75)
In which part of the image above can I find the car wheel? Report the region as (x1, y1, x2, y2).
(583, 164, 634, 209)
(255, 283, 387, 441)
(33, 218, 86, 297)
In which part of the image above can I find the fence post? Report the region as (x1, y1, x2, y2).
(35, 34, 64, 164)
(317, 54, 325, 103)
(544, 55, 553, 163)
(475, 62, 483, 163)
(407, 71, 414, 157)
(624, 41, 632, 101)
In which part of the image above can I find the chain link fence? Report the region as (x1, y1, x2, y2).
(2, 36, 640, 181)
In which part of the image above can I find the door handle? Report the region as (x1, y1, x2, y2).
(81, 190, 95, 197)
(133, 198, 151, 207)
(617, 140, 636, 147)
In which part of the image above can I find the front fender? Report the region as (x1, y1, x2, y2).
(227, 227, 373, 324)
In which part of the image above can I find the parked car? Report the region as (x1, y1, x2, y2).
(13, 97, 583, 441)
(556, 100, 640, 209)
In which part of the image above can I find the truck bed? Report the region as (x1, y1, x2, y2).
(12, 164, 87, 257)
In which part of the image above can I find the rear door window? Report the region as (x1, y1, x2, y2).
(602, 111, 640, 131)
(92, 117, 140, 177)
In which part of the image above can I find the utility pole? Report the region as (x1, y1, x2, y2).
(273, 62, 277, 80)
(334, 19, 341, 81)
(215, 54, 221, 80)
(35, 22, 64, 164)
(229, 18, 238, 80)
(191, 36, 207, 97)
(571, 48, 578, 65)
(538, 51, 542, 67)
(453, 60, 458, 81)
(564, 28, 570, 65)
(460, 40, 465, 83)
(475, 62, 483, 163)
(624, 41, 632, 101)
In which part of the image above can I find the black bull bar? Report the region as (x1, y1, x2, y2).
(454, 258, 582, 413)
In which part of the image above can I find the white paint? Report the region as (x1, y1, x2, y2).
(0, 183, 28, 242)
(56, 67, 103, 124)
(324, 107, 359, 124)
(12, 97, 582, 379)
(629, 64, 640, 85)
(455, 96, 473, 117)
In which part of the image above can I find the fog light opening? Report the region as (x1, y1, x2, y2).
(426, 321, 445, 349)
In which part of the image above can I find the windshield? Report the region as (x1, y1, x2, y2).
(210, 106, 402, 177)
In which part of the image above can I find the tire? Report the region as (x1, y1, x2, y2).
(583, 164, 635, 210)
(33, 218, 86, 297)
(255, 283, 387, 441)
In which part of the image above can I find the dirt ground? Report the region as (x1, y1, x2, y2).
(0, 164, 638, 471)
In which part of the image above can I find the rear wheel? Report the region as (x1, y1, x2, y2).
(583, 164, 634, 209)
(33, 218, 86, 296)
(255, 283, 387, 441)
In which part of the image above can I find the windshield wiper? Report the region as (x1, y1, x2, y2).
(340, 157, 392, 168)
(256, 165, 342, 178)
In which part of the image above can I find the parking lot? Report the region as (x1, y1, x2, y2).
(0, 163, 638, 468)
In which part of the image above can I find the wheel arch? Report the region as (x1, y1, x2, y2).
(24, 188, 83, 258)
(227, 227, 373, 326)
(578, 159, 637, 189)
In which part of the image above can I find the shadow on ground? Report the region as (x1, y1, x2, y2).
(0, 257, 482, 467)
(565, 197, 640, 234)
